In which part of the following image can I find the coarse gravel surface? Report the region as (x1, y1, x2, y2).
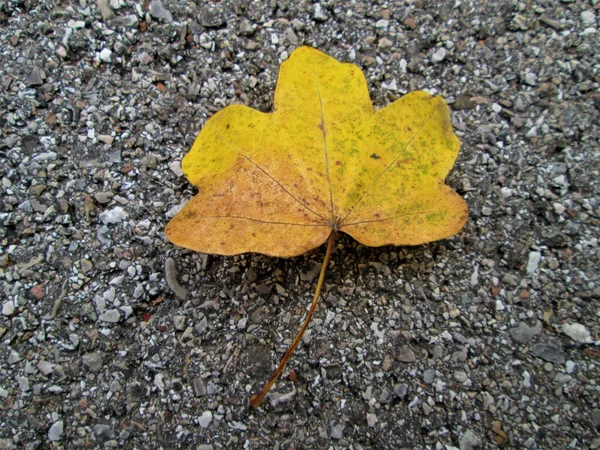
(1, 0, 599, 449)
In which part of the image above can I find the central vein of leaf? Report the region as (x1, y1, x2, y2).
(313, 65, 336, 226)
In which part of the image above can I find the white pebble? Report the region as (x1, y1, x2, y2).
(581, 10, 596, 25)
(99, 206, 128, 225)
(2, 300, 15, 316)
(431, 47, 447, 63)
(198, 411, 213, 428)
(526, 251, 541, 275)
(562, 323, 593, 344)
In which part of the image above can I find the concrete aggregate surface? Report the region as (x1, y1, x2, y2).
(0, 0, 599, 449)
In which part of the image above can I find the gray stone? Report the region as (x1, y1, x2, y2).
(330, 421, 345, 439)
(82, 352, 104, 373)
(396, 345, 416, 363)
(26, 67, 43, 87)
(149, 0, 172, 22)
(173, 315, 187, 331)
(313, 3, 328, 22)
(98, 0, 115, 19)
(93, 424, 114, 440)
(2, 301, 15, 316)
(423, 369, 435, 384)
(198, 411, 212, 428)
(531, 343, 566, 364)
(393, 384, 408, 398)
(48, 421, 64, 441)
(165, 258, 187, 299)
(510, 320, 542, 344)
(581, 10, 596, 25)
(562, 323, 593, 343)
(99, 309, 121, 323)
(459, 429, 482, 450)
(431, 47, 447, 63)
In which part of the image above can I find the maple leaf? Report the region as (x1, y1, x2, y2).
(165, 46, 468, 407)
(166, 46, 467, 257)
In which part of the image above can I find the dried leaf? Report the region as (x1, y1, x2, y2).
(166, 47, 467, 256)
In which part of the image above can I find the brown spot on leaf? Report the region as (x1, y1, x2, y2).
(370, 153, 380, 160)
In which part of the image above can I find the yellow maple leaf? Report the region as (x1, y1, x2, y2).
(165, 46, 468, 407)
(166, 46, 467, 257)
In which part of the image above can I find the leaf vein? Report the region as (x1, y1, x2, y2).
(339, 109, 436, 226)
(215, 132, 329, 223)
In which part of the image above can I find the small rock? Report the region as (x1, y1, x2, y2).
(378, 37, 393, 50)
(98, 0, 115, 19)
(82, 352, 104, 373)
(48, 421, 64, 441)
(453, 95, 475, 110)
(509, 320, 542, 344)
(26, 67, 43, 87)
(169, 160, 183, 177)
(94, 192, 113, 204)
(524, 72, 537, 86)
(199, 5, 225, 28)
(198, 411, 212, 428)
(165, 257, 187, 299)
(239, 19, 255, 36)
(459, 429, 482, 450)
(149, 0, 172, 22)
(330, 421, 345, 440)
(526, 251, 541, 275)
(431, 47, 447, 63)
(313, 3, 328, 22)
(17, 376, 30, 392)
(99, 206, 128, 224)
(581, 10, 596, 25)
(99, 48, 112, 63)
(531, 343, 566, 364)
(37, 360, 55, 375)
(393, 384, 408, 398)
(423, 369, 435, 384)
(2, 301, 15, 316)
(366, 413, 377, 427)
(396, 345, 416, 363)
(173, 315, 187, 331)
(562, 323, 593, 344)
(99, 309, 121, 323)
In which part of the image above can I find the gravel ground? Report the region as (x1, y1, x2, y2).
(1, 0, 599, 449)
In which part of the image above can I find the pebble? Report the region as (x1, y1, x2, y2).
(509, 320, 542, 344)
(562, 323, 593, 344)
(524, 72, 537, 86)
(48, 421, 64, 441)
(2, 300, 15, 316)
(98, 0, 115, 19)
(431, 47, 447, 63)
(366, 413, 377, 427)
(459, 429, 482, 450)
(330, 421, 345, 440)
(313, 3, 328, 22)
(26, 67, 43, 87)
(149, 0, 172, 23)
(423, 369, 435, 384)
(37, 360, 55, 375)
(165, 257, 187, 299)
(198, 411, 213, 428)
(526, 251, 541, 275)
(99, 309, 121, 323)
(99, 48, 112, 63)
(531, 343, 566, 364)
(173, 315, 187, 331)
(99, 206, 128, 225)
(378, 37, 393, 50)
(169, 160, 183, 177)
(82, 352, 104, 373)
(396, 345, 416, 363)
(581, 10, 596, 25)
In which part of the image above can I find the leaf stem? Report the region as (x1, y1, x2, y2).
(250, 232, 335, 408)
